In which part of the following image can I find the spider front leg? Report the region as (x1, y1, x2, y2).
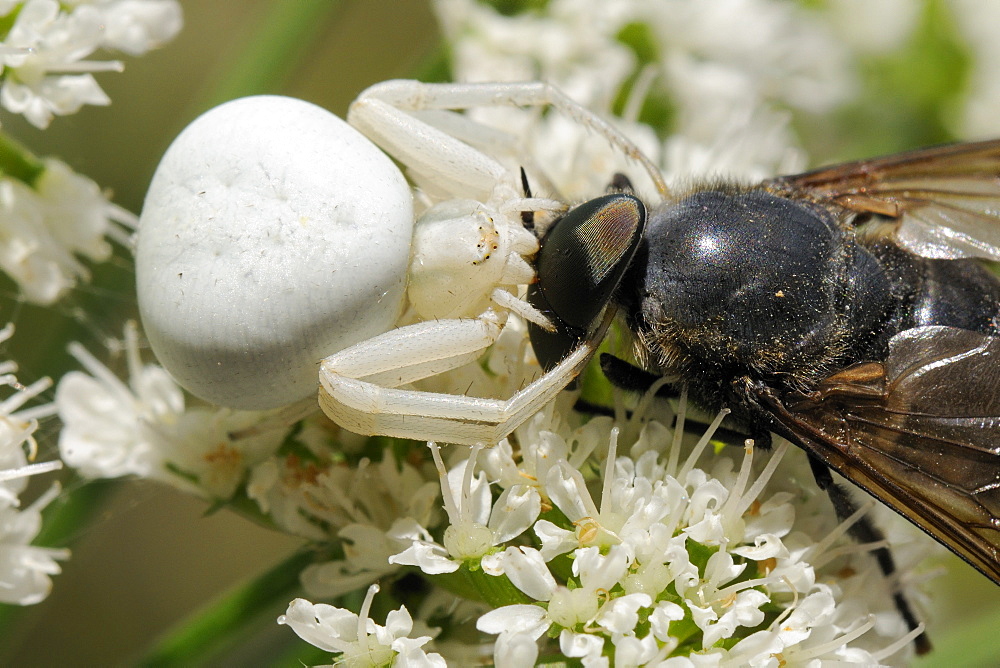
(348, 79, 670, 200)
(318, 307, 603, 446)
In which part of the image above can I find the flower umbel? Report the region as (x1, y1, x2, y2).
(279, 584, 445, 668)
(458, 411, 923, 666)
(0, 0, 183, 128)
(0, 1, 181, 304)
(56, 322, 287, 499)
(0, 324, 67, 606)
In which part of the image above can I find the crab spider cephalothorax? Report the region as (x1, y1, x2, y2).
(136, 80, 665, 445)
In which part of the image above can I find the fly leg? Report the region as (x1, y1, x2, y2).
(808, 456, 932, 655)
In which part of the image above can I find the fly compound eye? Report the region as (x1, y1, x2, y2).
(527, 193, 646, 371)
(136, 95, 413, 410)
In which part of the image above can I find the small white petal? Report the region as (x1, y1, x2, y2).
(545, 459, 598, 521)
(596, 592, 651, 634)
(703, 550, 745, 588)
(384, 605, 415, 639)
(388, 540, 459, 574)
(534, 518, 577, 560)
(732, 533, 788, 561)
(477, 604, 548, 637)
(394, 647, 447, 668)
(445, 460, 492, 525)
(98, 0, 184, 55)
(497, 546, 557, 601)
(488, 484, 540, 542)
(278, 598, 357, 653)
(574, 545, 630, 593)
(702, 590, 770, 648)
(650, 601, 686, 641)
(728, 629, 784, 665)
(559, 629, 604, 659)
(744, 492, 796, 540)
(613, 633, 659, 667)
(492, 630, 540, 668)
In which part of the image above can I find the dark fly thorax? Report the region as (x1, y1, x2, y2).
(863, 238, 1000, 336)
(625, 188, 898, 407)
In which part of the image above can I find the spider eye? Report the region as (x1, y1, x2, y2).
(527, 193, 646, 371)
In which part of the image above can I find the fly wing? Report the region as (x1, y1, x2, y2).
(764, 139, 1000, 261)
(752, 326, 1000, 583)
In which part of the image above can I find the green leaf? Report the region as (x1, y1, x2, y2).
(431, 563, 533, 607)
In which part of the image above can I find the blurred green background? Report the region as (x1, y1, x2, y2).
(0, 0, 997, 665)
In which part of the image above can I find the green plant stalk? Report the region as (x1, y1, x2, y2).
(136, 548, 315, 667)
(192, 0, 344, 113)
(0, 130, 45, 186)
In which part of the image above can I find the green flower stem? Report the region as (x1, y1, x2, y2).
(136, 548, 316, 667)
(411, 42, 452, 84)
(432, 563, 533, 608)
(191, 0, 344, 113)
(0, 6, 20, 42)
(0, 130, 45, 186)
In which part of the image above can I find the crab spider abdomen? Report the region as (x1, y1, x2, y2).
(137, 95, 413, 409)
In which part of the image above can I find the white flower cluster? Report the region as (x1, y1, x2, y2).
(53, 318, 927, 665)
(250, 446, 441, 598)
(0, 324, 67, 605)
(0, 0, 182, 128)
(0, 156, 137, 304)
(272, 395, 923, 665)
(0, 0, 182, 614)
(433, 0, 858, 198)
(418, 412, 922, 665)
(56, 322, 286, 499)
(0, 0, 182, 304)
(280, 585, 445, 668)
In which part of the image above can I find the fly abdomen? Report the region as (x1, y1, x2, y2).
(867, 240, 1000, 337)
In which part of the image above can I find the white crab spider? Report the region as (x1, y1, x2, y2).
(136, 80, 664, 441)
(318, 80, 668, 446)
